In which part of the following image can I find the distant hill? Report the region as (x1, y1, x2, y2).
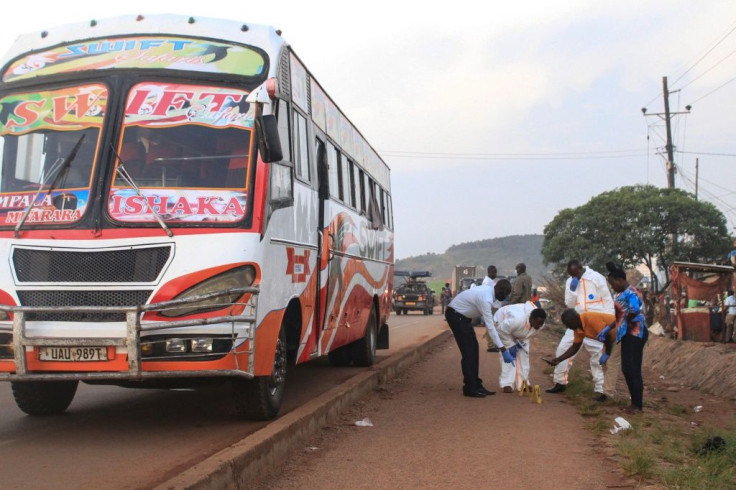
(395, 234, 552, 284)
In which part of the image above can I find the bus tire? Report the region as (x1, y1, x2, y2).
(232, 328, 287, 420)
(11, 380, 78, 416)
(327, 345, 352, 366)
(350, 307, 377, 367)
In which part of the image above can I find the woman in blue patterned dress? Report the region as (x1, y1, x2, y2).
(602, 262, 647, 414)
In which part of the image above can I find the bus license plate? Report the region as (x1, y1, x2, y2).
(39, 347, 108, 362)
(406, 302, 416, 306)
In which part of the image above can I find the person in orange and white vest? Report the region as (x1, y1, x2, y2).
(493, 302, 547, 392)
(546, 260, 614, 398)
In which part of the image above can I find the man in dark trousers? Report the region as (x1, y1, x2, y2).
(509, 262, 532, 304)
(445, 279, 513, 397)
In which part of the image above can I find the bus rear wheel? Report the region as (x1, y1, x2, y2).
(11, 380, 78, 416)
(350, 307, 378, 367)
(233, 328, 287, 420)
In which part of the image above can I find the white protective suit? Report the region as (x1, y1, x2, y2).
(553, 267, 615, 392)
(493, 301, 543, 390)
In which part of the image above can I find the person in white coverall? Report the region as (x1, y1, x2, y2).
(493, 302, 547, 392)
(547, 260, 614, 397)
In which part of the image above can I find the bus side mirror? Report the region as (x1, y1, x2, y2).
(255, 115, 283, 163)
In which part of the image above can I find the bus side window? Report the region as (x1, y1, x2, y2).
(342, 155, 352, 207)
(351, 161, 361, 213)
(358, 169, 366, 214)
(276, 100, 292, 163)
(292, 111, 310, 182)
(367, 177, 383, 230)
(387, 194, 393, 229)
(327, 141, 341, 201)
(380, 187, 387, 224)
(315, 138, 328, 199)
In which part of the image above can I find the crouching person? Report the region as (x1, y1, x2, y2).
(493, 302, 547, 392)
(544, 309, 616, 386)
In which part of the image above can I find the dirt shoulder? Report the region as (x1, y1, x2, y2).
(255, 325, 630, 489)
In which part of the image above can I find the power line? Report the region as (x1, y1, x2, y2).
(678, 150, 736, 157)
(671, 19, 736, 86)
(380, 148, 646, 157)
(678, 167, 736, 225)
(381, 151, 648, 161)
(677, 163, 736, 195)
(689, 73, 736, 104)
(675, 46, 736, 91)
(642, 19, 736, 109)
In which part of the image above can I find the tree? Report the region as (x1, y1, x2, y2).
(542, 185, 732, 292)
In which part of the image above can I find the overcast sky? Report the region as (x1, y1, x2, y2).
(2, 1, 735, 260)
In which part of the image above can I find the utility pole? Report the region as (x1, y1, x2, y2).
(641, 77, 691, 189)
(695, 158, 699, 200)
(662, 76, 676, 189)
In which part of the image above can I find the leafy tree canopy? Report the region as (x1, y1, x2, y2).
(541, 185, 732, 291)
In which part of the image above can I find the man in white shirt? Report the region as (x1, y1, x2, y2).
(481, 265, 497, 287)
(493, 302, 547, 392)
(445, 279, 513, 397)
(547, 260, 614, 398)
(725, 290, 736, 342)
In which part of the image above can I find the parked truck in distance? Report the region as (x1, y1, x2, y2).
(393, 271, 435, 315)
(451, 265, 478, 296)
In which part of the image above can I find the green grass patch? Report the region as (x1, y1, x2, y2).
(564, 365, 736, 488)
(427, 281, 444, 296)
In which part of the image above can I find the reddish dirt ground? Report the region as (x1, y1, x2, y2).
(255, 326, 634, 489)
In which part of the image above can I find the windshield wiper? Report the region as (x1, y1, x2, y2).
(110, 144, 173, 237)
(14, 134, 85, 238)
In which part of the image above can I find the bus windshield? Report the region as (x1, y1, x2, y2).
(0, 83, 106, 225)
(108, 82, 255, 225)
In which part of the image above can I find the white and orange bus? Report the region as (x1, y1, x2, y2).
(0, 15, 394, 419)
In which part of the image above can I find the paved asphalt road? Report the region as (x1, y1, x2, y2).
(0, 309, 447, 489)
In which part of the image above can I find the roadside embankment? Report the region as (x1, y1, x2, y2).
(644, 336, 736, 400)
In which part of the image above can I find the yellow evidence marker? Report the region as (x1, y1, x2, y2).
(531, 385, 543, 404)
(519, 380, 533, 396)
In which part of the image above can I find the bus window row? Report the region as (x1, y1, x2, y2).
(275, 100, 392, 231)
(326, 139, 392, 230)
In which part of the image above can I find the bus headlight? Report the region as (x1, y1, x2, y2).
(191, 338, 214, 353)
(160, 265, 256, 317)
(165, 338, 188, 353)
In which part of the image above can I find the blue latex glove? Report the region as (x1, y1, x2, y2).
(599, 353, 610, 365)
(508, 345, 518, 358)
(596, 325, 612, 343)
(570, 276, 579, 292)
(502, 350, 515, 365)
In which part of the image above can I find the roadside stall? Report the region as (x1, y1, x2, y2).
(670, 262, 735, 341)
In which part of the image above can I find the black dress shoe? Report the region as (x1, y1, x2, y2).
(463, 388, 487, 398)
(545, 383, 566, 394)
(478, 386, 496, 396)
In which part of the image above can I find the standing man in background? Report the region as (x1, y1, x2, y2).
(482, 265, 497, 287)
(440, 282, 452, 314)
(724, 290, 736, 343)
(509, 263, 532, 304)
(547, 260, 614, 400)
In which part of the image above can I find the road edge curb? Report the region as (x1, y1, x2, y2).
(154, 328, 452, 490)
